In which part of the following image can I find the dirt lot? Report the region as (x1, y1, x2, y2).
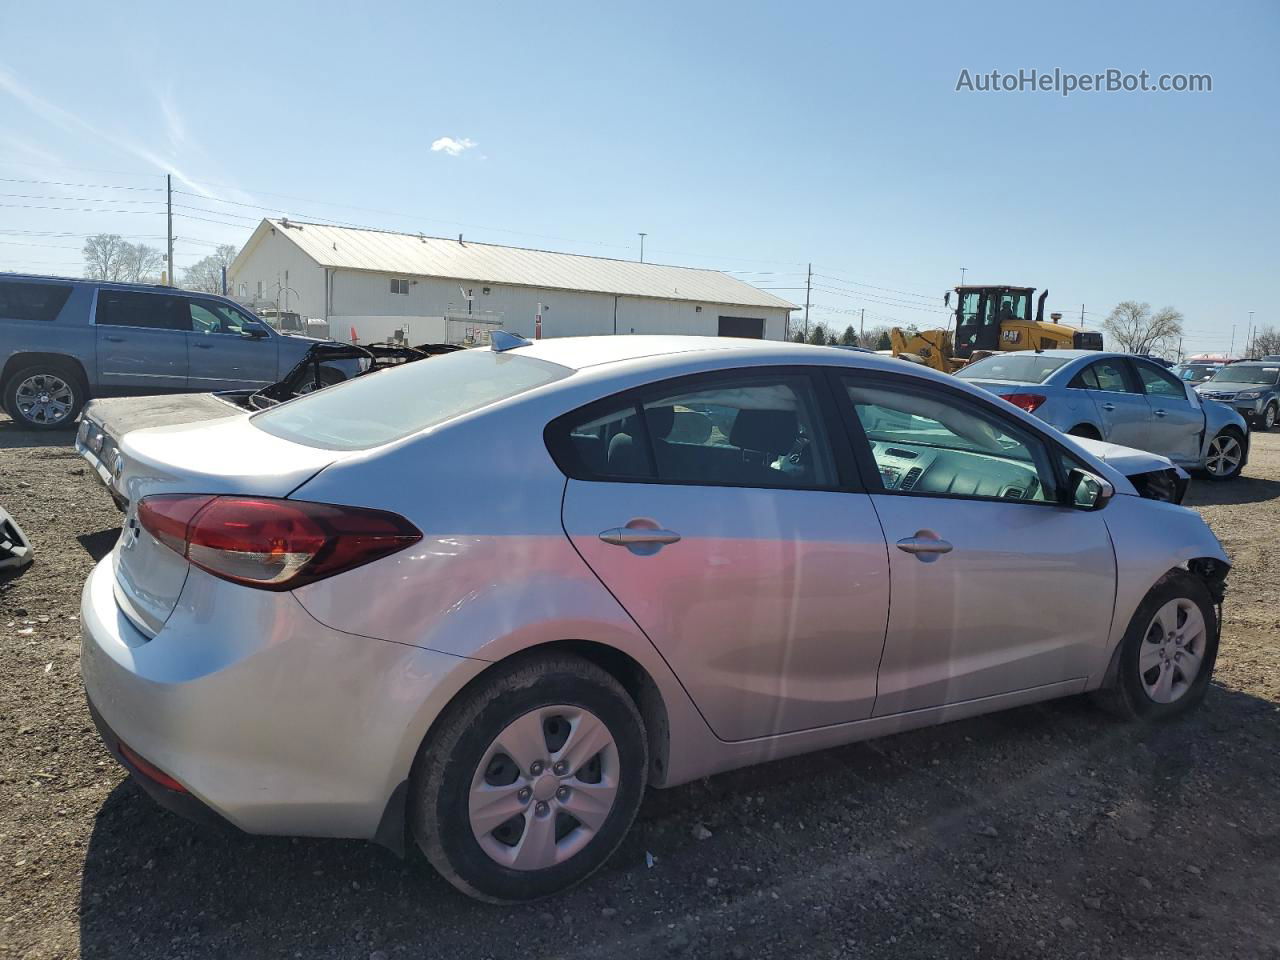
(1, 415, 1277, 960)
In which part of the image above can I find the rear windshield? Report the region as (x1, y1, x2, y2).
(1208, 365, 1280, 385)
(0, 280, 73, 322)
(954, 353, 1070, 384)
(252, 349, 570, 450)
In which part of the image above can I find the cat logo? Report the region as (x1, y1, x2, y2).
(1001, 329, 1022, 344)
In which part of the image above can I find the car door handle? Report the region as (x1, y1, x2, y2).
(192, 342, 213, 349)
(896, 530, 953, 562)
(599, 527, 681, 547)
(1154, 409, 1167, 417)
(1101, 402, 1116, 411)
(103, 335, 124, 343)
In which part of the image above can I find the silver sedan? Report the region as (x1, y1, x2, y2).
(81, 336, 1229, 902)
(957, 350, 1250, 480)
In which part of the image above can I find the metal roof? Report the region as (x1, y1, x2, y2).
(236, 219, 795, 311)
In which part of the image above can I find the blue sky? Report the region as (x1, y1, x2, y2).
(1, 0, 1275, 353)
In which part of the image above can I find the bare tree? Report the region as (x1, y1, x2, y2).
(1102, 301, 1184, 355)
(859, 324, 893, 350)
(181, 244, 240, 294)
(82, 234, 164, 282)
(1250, 325, 1280, 357)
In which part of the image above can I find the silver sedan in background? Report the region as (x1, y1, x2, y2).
(957, 350, 1249, 481)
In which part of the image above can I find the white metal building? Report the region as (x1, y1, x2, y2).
(227, 219, 795, 345)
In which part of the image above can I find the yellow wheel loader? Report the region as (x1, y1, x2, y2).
(890, 285, 1103, 373)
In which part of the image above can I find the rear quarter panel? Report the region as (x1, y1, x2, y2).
(1, 282, 96, 386)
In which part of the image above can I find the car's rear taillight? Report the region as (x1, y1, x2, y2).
(1002, 392, 1048, 413)
(137, 494, 422, 590)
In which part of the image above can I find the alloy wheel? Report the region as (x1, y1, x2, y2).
(1205, 434, 1242, 477)
(468, 705, 619, 871)
(1266, 405, 1277, 430)
(1139, 598, 1207, 704)
(14, 374, 74, 426)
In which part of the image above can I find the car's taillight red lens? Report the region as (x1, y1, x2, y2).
(1002, 392, 1048, 413)
(118, 741, 187, 793)
(137, 494, 421, 590)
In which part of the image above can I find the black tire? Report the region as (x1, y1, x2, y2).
(294, 366, 345, 395)
(409, 654, 648, 903)
(2, 361, 87, 430)
(1068, 424, 1102, 440)
(1096, 570, 1219, 721)
(1203, 427, 1246, 482)
(1255, 403, 1277, 432)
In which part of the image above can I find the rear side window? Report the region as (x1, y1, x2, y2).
(547, 372, 837, 490)
(252, 349, 570, 450)
(95, 290, 191, 331)
(0, 281, 73, 322)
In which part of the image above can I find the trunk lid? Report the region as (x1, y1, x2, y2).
(111, 416, 338, 636)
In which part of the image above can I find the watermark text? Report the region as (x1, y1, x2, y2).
(955, 68, 1212, 97)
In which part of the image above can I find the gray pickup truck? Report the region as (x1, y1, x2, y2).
(0, 274, 323, 429)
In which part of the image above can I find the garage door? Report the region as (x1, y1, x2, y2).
(718, 316, 764, 338)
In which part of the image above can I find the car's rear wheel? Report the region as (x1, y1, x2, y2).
(1203, 428, 1245, 481)
(409, 654, 647, 902)
(1097, 570, 1218, 721)
(3, 363, 86, 430)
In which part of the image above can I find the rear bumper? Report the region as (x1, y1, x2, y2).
(79, 555, 486, 840)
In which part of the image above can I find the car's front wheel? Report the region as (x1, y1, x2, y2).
(409, 654, 648, 902)
(1203, 428, 1245, 481)
(1255, 403, 1277, 432)
(1097, 570, 1219, 720)
(3, 363, 86, 430)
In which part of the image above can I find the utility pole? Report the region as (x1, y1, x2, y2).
(637, 233, 646, 263)
(1080, 304, 1085, 328)
(166, 174, 174, 286)
(803, 263, 812, 341)
(960, 267, 967, 287)
(1229, 324, 1236, 357)
(1248, 311, 1255, 356)
(859, 307, 865, 342)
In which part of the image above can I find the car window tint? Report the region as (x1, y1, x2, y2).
(188, 299, 251, 335)
(640, 375, 835, 488)
(555, 402, 655, 480)
(95, 290, 191, 331)
(1068, 365, 1100, 390)
(0, 281, 73, 322)
(1088, 359, 1134, 393)
(1134, 362, 1189, 399)
(843, 377, 1056, 503)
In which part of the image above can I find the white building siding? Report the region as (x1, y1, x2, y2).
(227, 225, 327, 318)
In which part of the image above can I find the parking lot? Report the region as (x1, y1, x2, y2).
(1, 415, 1278, 960)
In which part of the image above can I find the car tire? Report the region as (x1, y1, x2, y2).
(1257, 403, 1277, 432)
(2, 362, 87, 430)
(294, 366, 346, 395)
(1203, 428, 1245, 481)
(409, 653, 648, 903)
(1096, 570, 1219, 721)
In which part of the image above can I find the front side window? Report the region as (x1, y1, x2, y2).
(843, 377, 1057, 503)
(187, 299, 258, 335)
(0, 281, 73, 322)
(1134, 361, 1190, 399)
(549, 372, 837, 490)
(94, 290, 191, 331)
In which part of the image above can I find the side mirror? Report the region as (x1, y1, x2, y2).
(241, 323, 269, 339)
(1067, 467, 1114, 511)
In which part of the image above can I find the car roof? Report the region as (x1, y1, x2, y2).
(512, 335, 920, 376)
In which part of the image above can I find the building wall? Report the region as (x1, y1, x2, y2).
(230, 233, 791, 341)
(227, 226, 327, 318)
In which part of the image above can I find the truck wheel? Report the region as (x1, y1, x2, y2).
(1203, 428, 1245, 481)
(1095, 570, 1218, 721)
(3, 363, 86, 430)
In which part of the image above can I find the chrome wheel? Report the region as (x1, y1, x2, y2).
(14, 373, 75, 426)
(1205, 433, 1242, 477)
(1139, 598, 1207, 704)
(1265, 405, 1277, 430)
(468, 705, 619, 871)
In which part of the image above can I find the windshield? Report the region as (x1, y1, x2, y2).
(1177, 365, 1216, 381)
(955, 354, 1070, 384)
(1207, 365, 1280, 385)
(252, 349, 570, 450)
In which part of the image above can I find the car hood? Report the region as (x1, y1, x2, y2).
(1070, 436, 1189, 480)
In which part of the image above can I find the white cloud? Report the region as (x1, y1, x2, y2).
(430, 136, 477, 157)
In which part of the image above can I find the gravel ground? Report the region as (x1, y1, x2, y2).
(1, 414, 1278, 960)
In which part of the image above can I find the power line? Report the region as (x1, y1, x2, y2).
(0, 177, 163, 192)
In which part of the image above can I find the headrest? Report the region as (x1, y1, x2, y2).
(643, 405, 675, 440)
(729, 409, 798, 452)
